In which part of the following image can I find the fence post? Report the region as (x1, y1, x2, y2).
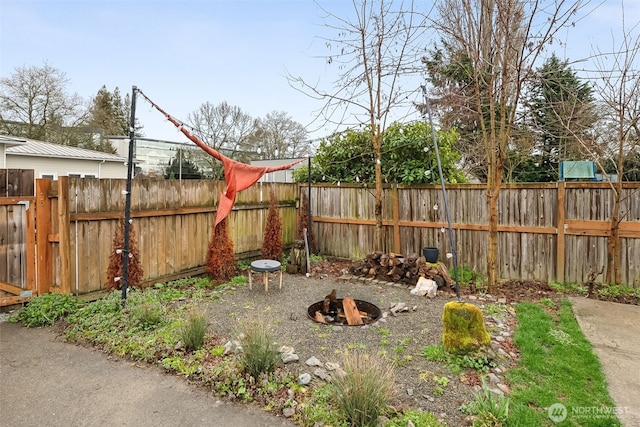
(57, 176, 72, 294)
(35, 179, 52, 295)
(556, 181, 566, 284)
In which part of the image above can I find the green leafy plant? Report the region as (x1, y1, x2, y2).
(384, 409, 444, 427)
(330, 352, 396, 427)
(9, 292, 79, 327)
(538, 297, 555, 308)
(461, 379, 509, 427)
(423, 344, 496, 374)
(179, 309, 207, 351)
(239, 321, 280, 378)
(131, 301, 165, 329)
(422, 344, 448, 362)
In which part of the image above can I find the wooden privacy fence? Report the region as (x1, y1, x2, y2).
(36, 177, 299, 297)
(1, 169, 36, 305)
(310, 182, 640, 287)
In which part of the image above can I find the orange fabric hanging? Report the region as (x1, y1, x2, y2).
(138, 91, 305, 226)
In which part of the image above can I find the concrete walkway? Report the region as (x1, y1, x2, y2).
(569, 297, 640, 427)
(0, 321, 295, 427)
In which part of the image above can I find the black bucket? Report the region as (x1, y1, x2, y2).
(423, 247, 439, 263)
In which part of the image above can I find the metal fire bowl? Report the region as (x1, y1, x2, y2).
(307, 298, 382, 325)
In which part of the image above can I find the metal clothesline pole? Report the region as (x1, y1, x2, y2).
(421, 85, 460, 301)
(121, 85, 138, 306)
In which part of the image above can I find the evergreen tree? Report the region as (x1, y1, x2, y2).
(86, 85, 141, 153)
(523, 54, 597, 182)
(106, 218, 144, 290)
(206, 218, 236, 283)
(261, 192, 283, 262)
(164, 148, 203, 179)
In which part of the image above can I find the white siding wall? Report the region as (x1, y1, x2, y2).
(6, 155, 126, 179)
(0, 145, 5, 168)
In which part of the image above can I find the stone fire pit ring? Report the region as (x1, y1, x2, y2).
(307, 298, 382, 326)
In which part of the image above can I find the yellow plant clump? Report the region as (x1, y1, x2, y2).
(442, 301, 490, 353)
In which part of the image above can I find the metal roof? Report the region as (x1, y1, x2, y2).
(0, 135, 27, 146)
(3, 135, 126, 162)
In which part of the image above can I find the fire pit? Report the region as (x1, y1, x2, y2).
(307, 296, 381, 326)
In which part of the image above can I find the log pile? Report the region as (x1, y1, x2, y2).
(348, 251, 452, 288)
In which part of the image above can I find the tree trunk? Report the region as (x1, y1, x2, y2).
(486, 183, 499, 294)
(606, 182, 622, 285)
(373, 131, 385, 252)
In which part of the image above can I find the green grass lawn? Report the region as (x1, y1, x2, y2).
(506, 300, 621, 426)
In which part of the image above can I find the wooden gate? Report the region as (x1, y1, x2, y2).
(0, 169, 36, 306)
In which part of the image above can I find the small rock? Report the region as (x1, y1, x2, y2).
(497, 383, 511, 394)
(494, 335, 505, 342)
(305, 356, 322, 367)
(489, 387, 504, 396)
(282, 353, 299, 364)
(497, 297, 507, 304)
(407, 420, 416, 427)
(283, 407, 295, 418)
(279, 345, 295, 354)
(297, 373, 312, 385)
(288, 389, 296, 400)
(325, 362, 340, 371)
(314, 368, 332, 381)
(406, 388, 414, 396)
(500, 331, 512, 337)
(468, 295, 477, 300)
(487, 373, 500, 384)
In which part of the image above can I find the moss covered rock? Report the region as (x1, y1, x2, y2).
(442, 301, 490, 353)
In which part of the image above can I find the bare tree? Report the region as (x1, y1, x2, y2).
(587, 14, 639, 284)
(187, 101, 255, 179)
(289, 0, 429, 251)
(430, 0, 588, 292)
(0, 63, 88, 145)
(250, 111, 310, 159)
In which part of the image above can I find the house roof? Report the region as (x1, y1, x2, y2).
(0, 135, 27, 146)
(2, 135, 126, 162)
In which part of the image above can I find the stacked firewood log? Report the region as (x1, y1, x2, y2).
(348, 252, 452, 288)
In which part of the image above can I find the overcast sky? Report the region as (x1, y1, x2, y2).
(1, 0, 638, 144)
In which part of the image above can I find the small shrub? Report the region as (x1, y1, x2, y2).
(261, 191, 283, 262)
(106, 218, 144, 290)
(239, 321, 280, 378)
(9, 293, 79, 327)
(131, 301, 165, 329)
(206, 218, 237, 283)
(179, 309, 207, 351)
(331, 352, 396, 427)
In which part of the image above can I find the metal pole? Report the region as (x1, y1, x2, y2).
(121, 85, 137, 306)
(307, 156, 311, 253)
(421, 85, 460, 301)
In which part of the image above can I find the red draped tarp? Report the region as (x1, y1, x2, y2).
(138, 91, 305, 226)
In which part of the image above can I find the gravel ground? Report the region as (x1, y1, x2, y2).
(205, 267, 517, 426)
